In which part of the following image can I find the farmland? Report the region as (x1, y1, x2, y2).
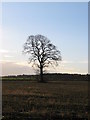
(2, 75, 88, 120)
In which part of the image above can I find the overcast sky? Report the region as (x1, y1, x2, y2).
(1, 2, 88, 76)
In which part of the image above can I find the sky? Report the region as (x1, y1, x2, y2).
(0, 2, 88, 76)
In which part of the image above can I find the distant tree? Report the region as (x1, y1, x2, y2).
(23, 34, 62, 82)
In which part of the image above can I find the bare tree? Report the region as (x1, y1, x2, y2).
(23, 34, 62, 82)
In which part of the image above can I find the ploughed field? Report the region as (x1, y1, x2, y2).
(2, 80, 88, 120)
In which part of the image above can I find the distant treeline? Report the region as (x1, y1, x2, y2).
(1, 73, 88, 81)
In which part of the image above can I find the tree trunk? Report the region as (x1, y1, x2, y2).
(40, 65, 43, 82)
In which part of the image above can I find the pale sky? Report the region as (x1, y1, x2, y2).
(0, 2, 88, 76)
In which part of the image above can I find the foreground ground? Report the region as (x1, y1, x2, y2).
(2, 80, 88, 120)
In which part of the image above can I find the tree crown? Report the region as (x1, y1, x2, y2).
(23, 34, 62, 68)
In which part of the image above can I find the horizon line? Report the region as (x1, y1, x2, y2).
(0, 72, 88, 77)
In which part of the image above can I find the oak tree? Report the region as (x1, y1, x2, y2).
(23, 34, 61, 82)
